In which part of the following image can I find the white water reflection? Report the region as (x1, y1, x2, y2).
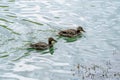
(0, 0, 120, 80)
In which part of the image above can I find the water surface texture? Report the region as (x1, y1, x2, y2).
(0, 0, 120, 80)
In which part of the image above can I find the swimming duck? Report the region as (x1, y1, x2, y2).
(58, 26, 85, 37)
(30, 37, 57, 50)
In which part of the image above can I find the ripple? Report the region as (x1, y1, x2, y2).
(0, 0, 120, 80)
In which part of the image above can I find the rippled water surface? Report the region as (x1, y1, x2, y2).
(0, 0, 120, 80)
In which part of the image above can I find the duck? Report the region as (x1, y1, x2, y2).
(30, 37, 57, 50)
(58, 26, 85, 37)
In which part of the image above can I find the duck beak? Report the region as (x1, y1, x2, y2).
(82, 29, 85, 32)
(54, 40, 57, 43)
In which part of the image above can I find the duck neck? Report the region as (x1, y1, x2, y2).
(77, 30, 80, 33)
(49, 41, 53, 48)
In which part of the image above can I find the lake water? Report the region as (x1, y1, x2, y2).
(0, 0, 120, 80)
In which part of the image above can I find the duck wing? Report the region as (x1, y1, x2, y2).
(31, 42, 48, 50)
(66, 29, 77, 35)
(59, 29, 77, 37)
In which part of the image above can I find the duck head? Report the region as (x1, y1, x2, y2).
(48, 37, 57, 47)
(77, 26, 85, 33)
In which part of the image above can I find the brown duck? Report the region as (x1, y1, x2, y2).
(30, 37, 57, 50)
(58, 26, 85, 37)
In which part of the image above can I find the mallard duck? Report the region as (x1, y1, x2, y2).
(58, 26, 85, 37)
(30, 37, 57, 50)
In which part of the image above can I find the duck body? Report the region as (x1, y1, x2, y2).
(59, 29, 78, 37)
(30, 42, 49, 50)
(59, 26, 85, 37)
(30, 37, 57, 50)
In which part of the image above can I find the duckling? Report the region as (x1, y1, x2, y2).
(58, 26, 85, 37)
(30, 37, 57, 50)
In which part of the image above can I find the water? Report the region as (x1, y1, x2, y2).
(0, 0, 120, 80)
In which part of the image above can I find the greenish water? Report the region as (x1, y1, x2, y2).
(0, 0, 120, 80)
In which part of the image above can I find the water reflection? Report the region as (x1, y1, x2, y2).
(57, 34, 83, 42)
(27, 46, 56, 55)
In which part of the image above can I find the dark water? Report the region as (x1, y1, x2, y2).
(0, 0, 120, 80)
